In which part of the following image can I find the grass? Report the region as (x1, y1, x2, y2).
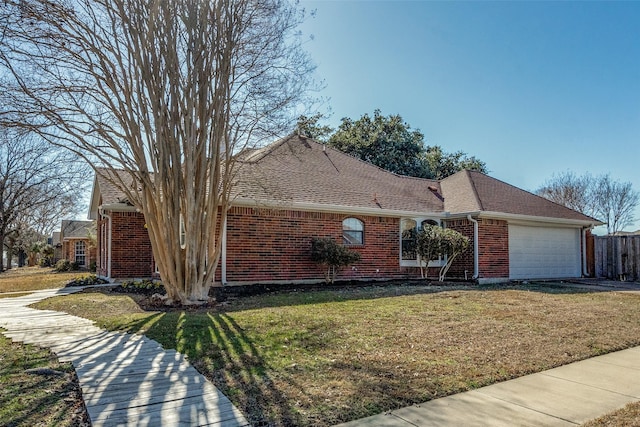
(0, 266, 89, 293)
(32, 282, 640, 427)
(0, 330, 87, 426)
(581, 401, 640, 426)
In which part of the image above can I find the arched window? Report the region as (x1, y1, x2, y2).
(343, 218, 364, 245)
(401, 219, 418, 260)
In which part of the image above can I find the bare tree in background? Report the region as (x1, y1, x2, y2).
(592, 175, 639, 235)
(0, 0, 316, 304)
(536, 171, 595, 216)
(0, 128, 86, 272)
(537, 171, 639, 234)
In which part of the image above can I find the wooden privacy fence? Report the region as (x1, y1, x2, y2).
(594, 236, 640, 281)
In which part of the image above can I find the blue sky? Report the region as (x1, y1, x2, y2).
(298, 1, 640, 232)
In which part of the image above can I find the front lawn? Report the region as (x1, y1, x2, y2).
(582, 401, 640, 426)
(33, 282, 640, 426)
(0, 331, 87, 426)
(0, 267, 87, 293)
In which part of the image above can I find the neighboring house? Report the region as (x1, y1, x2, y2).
(50, 232, 62, 263)
(60, 220, 97, 269)
(89, 135, 602, 284)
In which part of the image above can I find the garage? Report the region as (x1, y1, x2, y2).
(508, 224, 581, 279)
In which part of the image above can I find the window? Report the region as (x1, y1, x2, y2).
(75, 241, 86, 266)
(400, 218, 443, 266)
(343, 218, 364, 245)
(401, 219, 417, 260)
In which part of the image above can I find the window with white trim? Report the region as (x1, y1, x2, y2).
(343, 218, 364, 245)
(400, 218, 443, 267)
(75, 240, 86, 266)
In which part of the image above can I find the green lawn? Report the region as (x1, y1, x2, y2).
(0, 331, 87, 426)
(33, 283, 640, 427)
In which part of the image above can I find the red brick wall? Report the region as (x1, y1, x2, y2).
(478, 219, 509, 278)
(225, 207, 417, 283)
(96, 207, 512, 283)
(61, 239, 96, 269)
(443, 219, 475, 279)
(99, 211, 153, 278)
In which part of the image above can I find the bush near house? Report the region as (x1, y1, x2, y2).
(54, 259, 80, 272)
(310, 237, 361, 283)
(416, 225, 470, 281)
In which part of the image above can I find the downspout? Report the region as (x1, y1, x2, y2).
(98, 207, 112, 280)
(582, 223, 594, 277)
(221, 215, 228, 285)
(467, 215, 479, 279)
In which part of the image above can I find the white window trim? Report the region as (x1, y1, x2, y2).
(75, 240, 86, 266)
(342, 217, 364, 245)
(399, 217, 446, 268)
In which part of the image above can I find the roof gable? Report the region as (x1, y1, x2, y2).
(61, 220, 94, 240)
(442, 170, 601, 224)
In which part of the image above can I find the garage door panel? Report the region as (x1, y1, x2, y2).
(509, 225, 580, 279)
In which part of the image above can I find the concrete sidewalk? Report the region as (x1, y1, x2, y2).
(337, 346, 640, 426)
(0, 288, 249, 427)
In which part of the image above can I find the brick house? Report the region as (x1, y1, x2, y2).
(88, 135, 601, 284)
(59, 220, 97, 269)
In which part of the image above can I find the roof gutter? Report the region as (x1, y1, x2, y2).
(446, 211, 602, 228)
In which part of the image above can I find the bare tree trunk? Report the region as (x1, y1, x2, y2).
(1, 0, 316, 304)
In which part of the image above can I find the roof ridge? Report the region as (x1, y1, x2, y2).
(465, 170, 485, 211)
(239, 134, 299, 163)
(318, 140, 440, 184)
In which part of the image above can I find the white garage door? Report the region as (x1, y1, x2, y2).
(509, 225, 581, 279)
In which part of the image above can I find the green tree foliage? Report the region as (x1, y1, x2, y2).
(422, 146, 487, 180)
(326, 110, 487, 179)
(296, 113, 334, 142)
(310, 237, 361, 283)
(328, 110, 429, 178)
(416, 225, 470, 281)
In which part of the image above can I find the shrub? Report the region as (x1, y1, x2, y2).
(55, 259, 81, 272)
(54, 259, 72, 272)
(416, 225, 470, 281)
(310, 237, 361, 284)
(66, 275, 109, 287)
(118, 279, 166, 295)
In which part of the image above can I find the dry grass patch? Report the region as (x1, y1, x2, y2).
(33, 283, 640, 427)
(582, 401, 640, 426)
(0, 267, 86, 293)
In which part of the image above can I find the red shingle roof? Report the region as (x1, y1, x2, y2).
(234, 135, 444, 213)
(442, 170, 599, 222)
(90, 134, 601, 225)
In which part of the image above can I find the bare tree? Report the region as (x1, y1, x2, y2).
(592, 175, 639, 235)
(537, 171, 639, 234)
(0, 128, 86, 272)
(536, 171, 595, 217)
(0, 0, 315, 304)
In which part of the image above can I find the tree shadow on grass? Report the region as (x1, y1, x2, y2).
(122, 310, 300, 426)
